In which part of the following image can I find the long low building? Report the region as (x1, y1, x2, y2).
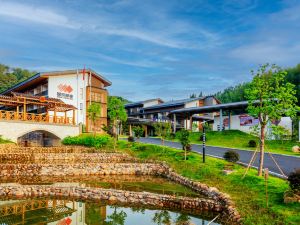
(125, 96, 220, 135)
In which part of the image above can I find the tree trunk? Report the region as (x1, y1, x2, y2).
(162, 138, 164, 146)
(93, 121, 96, 137)
(184, 147, 187, 161)
(258, 124, 266, 176)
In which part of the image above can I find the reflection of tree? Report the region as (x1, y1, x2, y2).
(130, 206, 146, 214)
(152, 210, 171, 225)
(85, 203, 107, 225)
(175, 214, 191, 225)
(106, 207, 127, 225)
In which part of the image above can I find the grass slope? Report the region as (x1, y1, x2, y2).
(173, 130, 300, 156)
(118, 141, 300, 225)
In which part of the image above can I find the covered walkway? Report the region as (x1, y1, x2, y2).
(170, 101, 250, 132)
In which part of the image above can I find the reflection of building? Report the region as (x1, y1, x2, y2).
(0, 199, 77, 225)
(0, 199, 108, 225)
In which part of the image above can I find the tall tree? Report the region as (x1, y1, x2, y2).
(87, 102, 101, 136)
(108, 96, 127, 149)
(245, 64, 298, 176)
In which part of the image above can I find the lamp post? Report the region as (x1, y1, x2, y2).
(202, 121, 206, 163)
(199, 120, 207, 163)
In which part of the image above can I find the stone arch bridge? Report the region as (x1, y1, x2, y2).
(0, 120, 79, 144)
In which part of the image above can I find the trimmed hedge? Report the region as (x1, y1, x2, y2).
(128, 136, 135, 142)
(248, 140, 257, 148)
(223, 150, 240, 163)
(288, 169, 300, 192)
(62, 134, 112, 148)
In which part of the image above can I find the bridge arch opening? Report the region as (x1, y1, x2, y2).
(17, 130, 61, 147)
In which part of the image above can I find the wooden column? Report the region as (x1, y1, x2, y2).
(173, 114, 176, 133)
(72, 110, 75, 125)
(23, 98, 26, 120)
(144, 125, 148, 137)
(54, 108, 57, 123)
(16, 106, 19, 120)
(190, 115, 193, 131)
(64, 111, 67, 124)
(129, 124, 132, 136)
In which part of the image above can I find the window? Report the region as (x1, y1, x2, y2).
(80, 103, 83, 110)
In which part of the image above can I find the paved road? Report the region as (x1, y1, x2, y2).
(137, 137, 300, 177)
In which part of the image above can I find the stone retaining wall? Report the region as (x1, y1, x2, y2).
(0, 152, 137, 164)
(0, 146, 103, 154)
(0, 163, 165, 177)
(0, 185, 238, 224)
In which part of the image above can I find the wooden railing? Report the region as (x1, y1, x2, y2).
(0, 110, 75, 125)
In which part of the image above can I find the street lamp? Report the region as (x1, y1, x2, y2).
(199, 120, 207, 163)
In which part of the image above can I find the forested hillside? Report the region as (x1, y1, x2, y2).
(0, 64, 36, 93)
(215, 64, 300, 104)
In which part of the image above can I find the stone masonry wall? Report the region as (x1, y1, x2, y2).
(0, 185, 238, 224)
(0, 152, 137, 164)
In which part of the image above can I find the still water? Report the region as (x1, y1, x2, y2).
(0, 199, 220, 225)
(0, 175, 203, 197)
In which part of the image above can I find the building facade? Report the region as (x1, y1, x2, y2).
(1, 69, 111, 133)
(125, 96, 220, 135)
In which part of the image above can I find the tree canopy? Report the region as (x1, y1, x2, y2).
(214, 63, 300, 104)
(0, 64, 36, 93)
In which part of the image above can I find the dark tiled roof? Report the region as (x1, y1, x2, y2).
(125, 98, 163, 108)
(170, 100, 249, 114)
(143, 96, 207, 110)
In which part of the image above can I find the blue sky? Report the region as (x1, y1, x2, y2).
(0, 0, 299, 101)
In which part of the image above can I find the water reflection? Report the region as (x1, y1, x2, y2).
(0, 199, 220, 225)
(0, 175, 202, 198)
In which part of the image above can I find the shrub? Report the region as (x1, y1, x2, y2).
(62, 134, 112, 148)
(248, 140, 257, 148)
(128, 136, 135, 142)
(223, 150, 240, 163)
(288, 169, 300, 192)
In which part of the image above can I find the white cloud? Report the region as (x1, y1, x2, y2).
(230, 42, 300, 65)
(96, 53, 159, 68)
(0, 1, 221, 50)
(0, 1, 79, 29)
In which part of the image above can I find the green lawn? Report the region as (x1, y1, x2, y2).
(117, 140, 300, 225)
(170, 130, 300, 156)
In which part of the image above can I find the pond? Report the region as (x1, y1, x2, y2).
(0, 175, 203, 198)
(0, 198, 220, 225)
